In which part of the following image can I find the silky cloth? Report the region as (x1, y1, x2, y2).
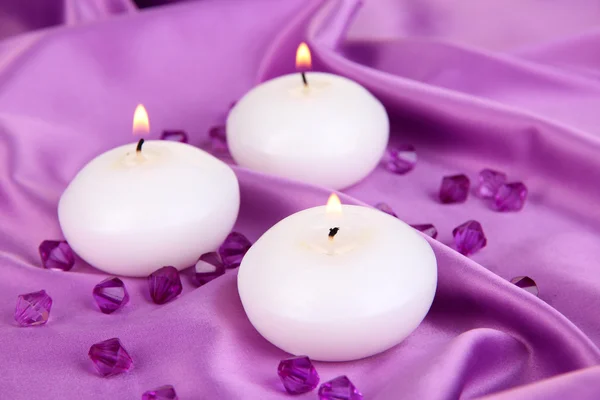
(1, 0, 600, 398)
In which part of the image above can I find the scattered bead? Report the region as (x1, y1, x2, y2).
(14, 290, 52, 327)
(193, 252, 225, 287)
(510, 276, 538, 297)
(382, 145, 417, 174)
(374, 202, 397, 218)
(411, 224, 438, 239)
(476, 169, 507, 199)
(39, 240, 75, 271)
(142, 385, 179, 400)
(277, 356, 320, 394)
(219, 232, 252, 269)
(208, 125, 228, 153)
(88, 338, 133, 377)
(452, 220, 487, 256)
(318, 376, 363, 400)
(439, 174, 470, 204)
(160, 130, 188, 143)
(492, 182, 528, 212)
(93, 277, 129, 314)
(148, 266, 183, 304)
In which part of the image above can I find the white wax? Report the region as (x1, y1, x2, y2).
(237, 205, 437, 362)
(227, 72, 389, 189)
(58, 140, 240, 277)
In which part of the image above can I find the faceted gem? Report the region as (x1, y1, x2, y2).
(510, 276, 539, 297)
(382, 145, 417, 174)
(277, 356, 320, 394)
(88, 338, 133, 377)
(492, 182, 528, 212)
(452, 220, 487, 256)
(39, 240, 75, 271)
(218, 232, 252, 269)
(14, 290, 52, 327)
(142, 385, 179, 400)
(148, 266, 182, 304)
(476, 169, 507, 199)
(93, 277, 129, 314)
(318, 376, 363, 400)
(374, 202, 397, 218)
(193, 252, 225, 287)
(439, 174, 470, 204)
(209, 125, 228, 153)
(160, 130, 188, 143)
(411, 224, 438, 239)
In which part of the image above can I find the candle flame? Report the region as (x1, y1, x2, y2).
(296, 42, 312, 70)
(132, 104, 150, 135)
(326, 193, 342, 214)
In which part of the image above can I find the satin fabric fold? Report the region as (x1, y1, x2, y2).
(1, 0, 600, 399)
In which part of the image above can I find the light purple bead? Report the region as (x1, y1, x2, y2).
(14, 290, 52, 327)
(39, 240, 75, 271)
(318, 376, 363, 400)
(209, 125, 228, 153)
(411, 224, 438, 239)
(88, 338, 133, 377)
(452, 220, 487, 256)
(277, 356, 320, 394)
(93, 277, 129, 314)
(142, 385, 179, 400)
(476, 169, 507, 199)
(492, 182, 528, 212)
(160, 130, 188, 143)
(511, 276, 538, 297)
(382, 145, 417, 174)
(439, 174, 470, 204)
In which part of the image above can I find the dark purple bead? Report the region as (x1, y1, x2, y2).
(411, 224, 438, 239)
(142, 385, 179, 400)
(193, 252, 225, 287)
(492, 182, 528, 212)
(218, 232, 252, 269)
(93, 277, 129, 314)
(318, 376, 363, 400)
(160, 130, 188, 143)
(439, 174, 470, 204)
(510, 276, 538, 297)
(88, 338, 133, 377)
(148, 266, 182, 304)
(382, 145, 417, 174)
(277, 356, 320, 394)
(208, 125, 228, 153)
(39, 240, 75, 271)
(476, 169, 507, 198)
(452, 220, 487, 256)
(374, 202, 398, 218)
(14, 290, 52, 327)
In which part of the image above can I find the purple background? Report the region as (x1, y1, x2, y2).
(2, 0, 600, 398)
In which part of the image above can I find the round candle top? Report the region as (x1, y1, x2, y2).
(227, 44, 389, 190)
(58, 107, 240, 277)
(238, 195, 437, 362)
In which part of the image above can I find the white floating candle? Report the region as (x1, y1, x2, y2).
(227, 43, 389, 189)
(238, 194, 437, 362)
(58, 105, 240, 277)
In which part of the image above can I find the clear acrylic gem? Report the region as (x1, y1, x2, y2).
(14, 290, 52, 327)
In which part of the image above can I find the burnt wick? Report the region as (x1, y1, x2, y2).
(136, 138, 145, 153)
(328, 227, 340, 240)
(301, 72, 308, 86)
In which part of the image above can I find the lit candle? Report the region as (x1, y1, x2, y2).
(227, 43, 389, 190)
(58, 105, 240, 277)
(237, 194, 437, 362)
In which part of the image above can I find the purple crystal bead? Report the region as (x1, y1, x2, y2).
(510, 276, 539, 297)
(374, 202, 398, 218)
(219, 232, 252, 269)
(318, 376, 363, 400)
(209, 125, 228, 153)
(14, 290, 52, 327)
(492, 182, 528, 212)
(93, 277, 129, 314)
(439, 174, 470, 204)
(452, 220, 487, 256)
(277, 356, 320, 394)
(382, 144, 417, 174)
(476, 169, 507, 199)
(142, 385, 179, 400)
(193, 252, 225, 287)
(411, 224, 438, 239)
(88, 338, 133, 377)
(148, 266, 182, 304)
(39, 240, 75, 271)
(160, 130, 188, 143)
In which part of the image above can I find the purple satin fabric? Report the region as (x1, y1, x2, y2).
(1, 0, 600, 399)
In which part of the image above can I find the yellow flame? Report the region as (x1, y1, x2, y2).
(296, 42, 312, 70)
(132, 104, 150, 135)
(326, 193, 342, 214)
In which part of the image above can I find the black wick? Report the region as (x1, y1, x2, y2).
(301, 71, 308, 86)
(136, 138, 145, 153)
(328, 227, 340, 239)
